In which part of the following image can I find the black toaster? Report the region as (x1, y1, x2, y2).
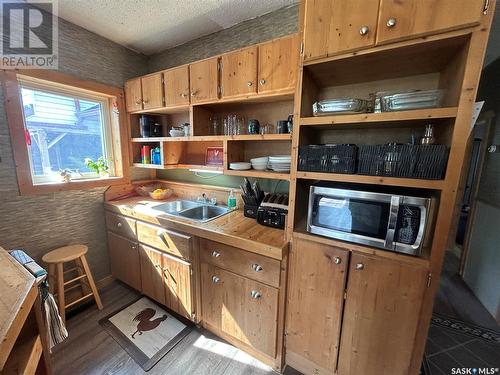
(257, 193, 288, 229)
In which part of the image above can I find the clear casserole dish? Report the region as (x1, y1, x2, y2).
(313, 98, 369, 116)
(379, 89, 444, 112)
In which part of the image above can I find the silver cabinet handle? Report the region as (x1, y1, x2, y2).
(117, 222, 123, 228)
(212, 276, 220, 283)
(134, 100, 141, 105)
(191, 91, 198, 97)
(259, 79, 266, 85)
(386, 18, 397, 28)
(252, 263, 263, 272)
(143, 99, 149, 104)
(131, 245, 137, 250)
(250, 290, 262, 299)
(334, 257, 341, 265)
(247, 81, 253, 87)
(356, 263, 364, 270)
(359, 26, 369, 35)
(212, 250, 221, 258)
(180, 93, 188, 98)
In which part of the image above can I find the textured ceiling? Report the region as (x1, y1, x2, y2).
(57, 0, 297, 55)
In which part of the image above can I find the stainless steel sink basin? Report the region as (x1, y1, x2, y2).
(153, 200, 202, 214)
(175, 205, 231, 222)
(153, 200, 231, 222)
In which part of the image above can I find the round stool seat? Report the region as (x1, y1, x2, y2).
(42, 244, 88, 264)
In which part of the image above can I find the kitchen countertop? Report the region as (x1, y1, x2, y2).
(104, 196, 288, 260)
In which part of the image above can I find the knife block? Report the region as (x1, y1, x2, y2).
(244, 204, 260, 219)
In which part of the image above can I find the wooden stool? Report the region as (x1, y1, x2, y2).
(42, 245, 103, 323)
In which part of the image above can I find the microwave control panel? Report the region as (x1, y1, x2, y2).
(394, 205, 421, 245)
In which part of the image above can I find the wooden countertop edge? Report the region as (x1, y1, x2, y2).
(104, 201, 288, 260)
(0, 249, 38, 370)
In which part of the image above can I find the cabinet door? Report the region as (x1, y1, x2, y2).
(124, 78, 142, 112)
(141, 73, 164, 110)
(139, 245, 167, 305)
(303, 0, 380, 61)
(338, 253, 428, 375)
(163, 253, 193, 320)
(201, 263, 279, 357)
(163, 65, 190, 107)
(258, 35, 300, 94)
(107, 231, 141, 290)
(221, 46, 258, 98)
(286, 238, 349, 373)
(377, 0, 484, 44)
(189, 57, 219, 104)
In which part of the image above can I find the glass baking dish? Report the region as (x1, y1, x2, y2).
(313, 98, 370, 116)
(379, 89, 444, 112)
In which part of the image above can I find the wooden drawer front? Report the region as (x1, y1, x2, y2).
(137, 221, 192, 260)
(201, 263, 279, 358)
(105, 212, 136, 239)
(200, 239, 280, 287)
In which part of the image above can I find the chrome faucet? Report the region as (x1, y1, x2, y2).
(196, 193, 217, 205)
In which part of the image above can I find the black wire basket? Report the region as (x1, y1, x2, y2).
(357, 144, 448, 179)
(298, 144, 357, 174)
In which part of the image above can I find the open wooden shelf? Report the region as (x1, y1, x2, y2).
(225, 169, 290, 180)
(133, 163, 223, 172)
(131, 134, 292, 143)
(300, 107, 458, 127)
(296, 171, 444, 190)
(2, 333, 42, 375)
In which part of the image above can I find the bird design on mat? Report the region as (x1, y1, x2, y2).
(131, 308, 168, 339)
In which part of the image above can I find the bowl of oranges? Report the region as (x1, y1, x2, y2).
(149, 188, 173, 200)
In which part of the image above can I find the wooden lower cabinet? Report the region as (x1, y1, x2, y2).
(107, 231, 141, 290)
(139, 244, 194, 320)
(285, 237, 349, 374)
(201, 263, 279, 358)
(337, 252, 429, 375)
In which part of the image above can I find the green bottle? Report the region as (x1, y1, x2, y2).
(228, 189, 237, 210)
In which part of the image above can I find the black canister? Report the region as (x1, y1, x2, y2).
(151, 122, 162, 137)
(277, 120, 289, 134)
(139, 115, 152, 137)
(248, 119, 260, 135)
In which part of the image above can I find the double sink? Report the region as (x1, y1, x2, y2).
(152, 200, 231, 223)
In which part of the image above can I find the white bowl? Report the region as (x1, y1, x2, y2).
(252, 164, 268, 171)
(250, 156, 269, 164)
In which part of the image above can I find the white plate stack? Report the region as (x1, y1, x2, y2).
(268, 155, 291, 172)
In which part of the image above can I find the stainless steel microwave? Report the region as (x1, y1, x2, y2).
(307, 186, 436, 256)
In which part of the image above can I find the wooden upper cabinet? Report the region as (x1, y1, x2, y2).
(258, 35, 299, 94)
(107, 231, 141, 291)
(163, 65, 190, 107)
(124, 78, 142, 112)
(189, 57, 219, 104)
(141, 73, 164, 110)
(286, 237, 349, 373)
(303, 0, 380, 61)
(221, 46, 258, 98)
(338, 253, 428, 375)
(163, 253, 193, 320)
(377, 0, 485, 44)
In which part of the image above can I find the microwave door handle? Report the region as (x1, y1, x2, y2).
(411, 205, 428, 250)
(384, 196, 401, 249)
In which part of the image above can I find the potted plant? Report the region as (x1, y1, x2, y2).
(84, 157, 109, 178)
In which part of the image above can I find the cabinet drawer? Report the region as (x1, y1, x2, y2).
(105, 212, 136, 239)
(201, 263, 279, 358)
(137, 221, 192, 260)
(200, 239, 280, 287)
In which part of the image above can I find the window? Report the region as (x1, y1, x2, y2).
(20, 79, 115, 184)
(2, 70, 129, 195)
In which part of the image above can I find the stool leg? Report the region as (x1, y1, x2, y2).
(74, 258, 91, 295)
(56, 263, 66, 324)
(79, 255, 103, 310)
(47, 264, 56, 294)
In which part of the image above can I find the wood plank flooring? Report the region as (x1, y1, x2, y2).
(52, 281, 286, 375)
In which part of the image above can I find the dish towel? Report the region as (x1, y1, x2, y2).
(9, 249, 68, 351)
(40, 281, 69, 350)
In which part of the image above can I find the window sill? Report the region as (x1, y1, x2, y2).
(19, 176, 130, 196)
